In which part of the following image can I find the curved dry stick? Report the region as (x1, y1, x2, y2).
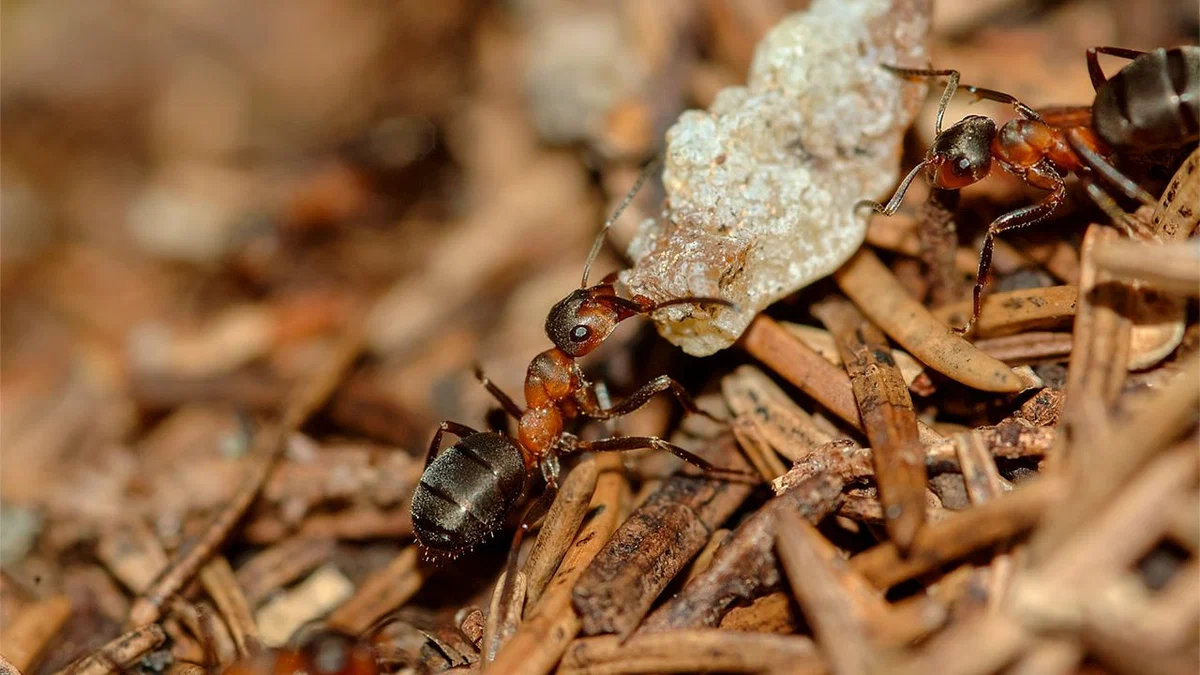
(834, 248, 1031, 392)
(1092, 239, 1200, 297)
(521, 457, 600, 614)
(487, 455, 626, 675)
(931, 286, 1079, 338)
(52, 625, 166, 675)
(128, 320, 366, 626)
(814, 297, 929, 551)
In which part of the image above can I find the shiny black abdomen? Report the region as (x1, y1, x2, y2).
(411, 432, 527, 557)
(1093, 46, 1199, 151)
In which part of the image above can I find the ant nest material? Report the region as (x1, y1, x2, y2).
(620, 0, 931, 356)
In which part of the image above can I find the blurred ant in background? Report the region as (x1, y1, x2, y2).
(410, 162, 753, 561)
(862, 46, 1198, 335)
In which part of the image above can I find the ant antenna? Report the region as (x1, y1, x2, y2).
(857, 160, 928, 216)
(581, 158, 662, 289)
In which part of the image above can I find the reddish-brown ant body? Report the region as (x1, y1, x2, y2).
(411, 166, 751, 560)
(864, 45, 1199, 334)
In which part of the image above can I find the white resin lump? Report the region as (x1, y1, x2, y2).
(620, 0, 931, 356)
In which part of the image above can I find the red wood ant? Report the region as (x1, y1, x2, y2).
(410, 164, 753, 561)
(862, 45, 1199, 335)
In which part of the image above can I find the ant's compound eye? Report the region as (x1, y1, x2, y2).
(570, 325, 591, 343)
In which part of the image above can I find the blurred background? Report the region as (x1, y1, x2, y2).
(1, 0, 1196, 659)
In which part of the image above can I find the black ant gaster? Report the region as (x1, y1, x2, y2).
(863, 45, 1199, 335)
(410, 165, 754, 561)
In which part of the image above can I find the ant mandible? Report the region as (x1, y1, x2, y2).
(861, 45, 1197, 335)
(410, 162, 753, 561)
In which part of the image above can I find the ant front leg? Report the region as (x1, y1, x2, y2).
(578, 374, 722, 424)
(1086, 46, 1147, 90)
(960, 85, 1043, 122)
(572, 436, 757, 480)
(425, 421, 482, 469)
(882, 65, 959, 134)
(959, 162, 1067, 336)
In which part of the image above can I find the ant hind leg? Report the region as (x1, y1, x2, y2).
(473, 365, 524, 420)
(1086, 46, 1148, 90)
(576, 436, 757, 480)
(425, 421, 482, 469)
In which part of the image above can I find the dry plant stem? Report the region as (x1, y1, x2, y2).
(872, 594, 949, 648)
(326, 544, 427, 635)
(718, 592, 797, 634)
(1092, 239, 1200, 296)
(487, 455, 626, 675)
(483, 570, 527, 665)
(814, 296, 928, 550)
(776, 511, 879, 675)
(129, 323, 365, 626)
(1065, 226, 1133, 407)
(782, 323, 927, 388)
(852, 478, 1060, 589)
(739, 321, 943, 447)
(931, 286, 1078, 338)
(234, 536, 336, 607)
(97, 520, 170, 594)
(572, 434, 755, 638)
(731, 415, 788, 481)
(1151, 146, 1200, 240)
(558, 630, 821, 675)
(918, 187, 961, 308)
(640, 472, 844, 631)
(198, 556, 260, 655)
(1006, 640, 1084, 675)
(778, 422, 1054, 491)
(954, 431, 1015, 608)
(740, 315, 862, 429)
(52, 624, 167, 675)
(974, 332, 1074, 364)
(885, 611, 1029, 675)
(1036, 445, 1199, 587)
(522, 458, 599, 614)
(834, 248, 1029, 392)
(682, 528, 731, 585)
(722, 365, 836, 462)
(1029, 340, 1200, 562)
(2, 594, 71, 671)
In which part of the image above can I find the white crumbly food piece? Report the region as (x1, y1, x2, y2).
(620, 0, 931, 355)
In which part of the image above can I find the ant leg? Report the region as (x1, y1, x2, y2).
(582, 375, 722, 424)
(960, 85, 1043, 121)
(425, 421, 481, 469)
(856, 162, 929, 216)
(882, 65, 959, 134)
(1065, 128, 1156, 206)
(575, 436, 757, 479)
(960, 164, 1067, 335)
(473, 364, 524, 420)
(1087, 46, 1147, 90)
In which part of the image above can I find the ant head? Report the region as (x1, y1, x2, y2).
(925, 115, 996, 189)
(545, 288, 624, 358)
